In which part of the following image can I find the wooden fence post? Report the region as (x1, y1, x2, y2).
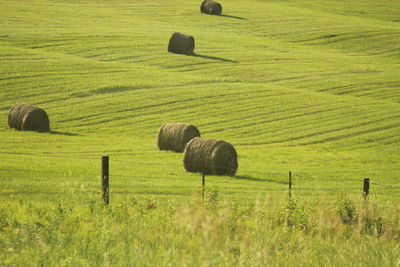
(102, 156, 109, 205)
(202, 172, 205, 200)
(288, 171, 292, 198)
(363, 178, 370, 199)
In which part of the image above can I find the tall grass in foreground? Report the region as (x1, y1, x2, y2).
(1, 190, 399, 266)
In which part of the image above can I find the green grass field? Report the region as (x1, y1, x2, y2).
(1, 0, 399, 265)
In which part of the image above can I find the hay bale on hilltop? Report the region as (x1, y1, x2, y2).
(8, 103, 50, 132)
(200, 0, 222, 15)
(168, 32, 195, 55)
(158, 123, 200, 152)
(183, 137, 237, 176)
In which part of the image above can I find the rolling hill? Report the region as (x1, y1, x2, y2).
(0, 0, 399, 265)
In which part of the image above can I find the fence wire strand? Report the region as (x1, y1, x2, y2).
(1, 153, 399, 196)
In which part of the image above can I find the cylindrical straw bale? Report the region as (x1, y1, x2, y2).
(168, 32, 195, 55)
(184, 137, 238, 176)
(158, 123, 200, 152)
(200, 0, 222, 15)
(8, 103, 50, 132)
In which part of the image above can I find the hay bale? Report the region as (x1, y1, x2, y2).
(183, 137, 237, 176)
(158, 123, 200, 152)
(8, 103, 50, 132)
(200, 0, 222, 15)
(168, 32, 195, 55)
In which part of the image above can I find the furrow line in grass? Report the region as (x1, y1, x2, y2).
(92, 90, 298, 125)
(230, 110, 400, 145)
(229, 108, 400, 138)
(0, 69, 127, 82)
(57, 88, 400, 136)
(204, 105, 351, 135)
(316, 81, 400, 93)
(298, 123, 400, 146)
(198, 103, 344, 132)
(350, 44, 400, 56)
(55, 87, 287, 124)
(292, 29, 382, 43)
(300, 31, 400, 46)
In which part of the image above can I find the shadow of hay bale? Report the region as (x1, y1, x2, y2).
(220, 14, 247, 20)
(191, 53, 238, 63)
(49, 131, 80, 136)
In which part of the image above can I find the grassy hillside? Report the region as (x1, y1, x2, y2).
(0, 0, 399, 265)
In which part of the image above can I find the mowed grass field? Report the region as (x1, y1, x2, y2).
(1, 0, 400, 265)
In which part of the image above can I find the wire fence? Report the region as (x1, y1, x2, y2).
(1, 152, 399, 201)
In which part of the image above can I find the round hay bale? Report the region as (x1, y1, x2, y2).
(158, 123, 200, 152)
(168, 32, 195, 55)
(8, 103, 50, 132)
(183, 137, 238, 176)
(200, 0, 222, 15)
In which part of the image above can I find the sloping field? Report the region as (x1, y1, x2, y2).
(0, 0, 399, 265)
(1, 0, 399, 199)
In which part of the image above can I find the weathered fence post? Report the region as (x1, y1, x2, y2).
(288, 171, 292, 198)
(101, 156, 109, 205)
(202, 171, 205, 200)
(363, 178, 370, 199)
